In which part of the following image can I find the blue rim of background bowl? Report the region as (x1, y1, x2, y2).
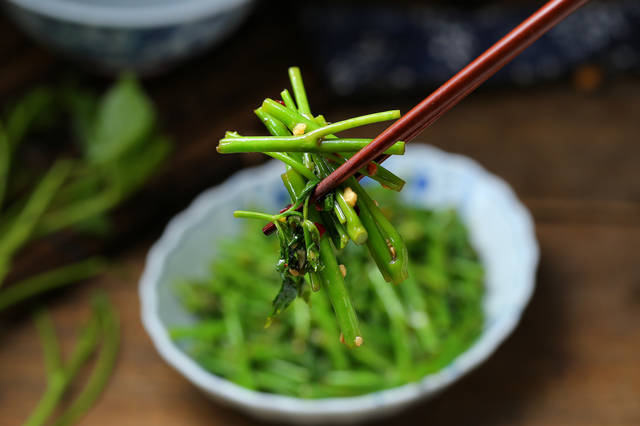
(139, 144, 539, 418)
(6, 0, 254, 27)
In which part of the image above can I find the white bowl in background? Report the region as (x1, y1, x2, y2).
(5, 0, 254, 74)
(139, 144, 539, 424)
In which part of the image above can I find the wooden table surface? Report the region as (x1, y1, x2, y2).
(1, 4, 640, 426)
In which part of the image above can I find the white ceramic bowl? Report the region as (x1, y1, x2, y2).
(5, 0, 254, 74)
(139, 144, 539, 424)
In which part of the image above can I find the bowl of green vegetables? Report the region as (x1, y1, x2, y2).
(140, 143, 538, 423)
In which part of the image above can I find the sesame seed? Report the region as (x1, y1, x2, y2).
(293, 123, 307, 136)
(343, 187, 357, 207)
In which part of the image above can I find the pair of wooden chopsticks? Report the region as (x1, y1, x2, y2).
(264, 0, 588, 235)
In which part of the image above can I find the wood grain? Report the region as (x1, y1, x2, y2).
(1, 3, 640, 426)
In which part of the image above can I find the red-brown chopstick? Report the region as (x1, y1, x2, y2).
(263, 0, 588, 235)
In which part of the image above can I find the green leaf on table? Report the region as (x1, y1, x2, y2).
(86, 74, 155, 164)
(31, 77, 168, 237)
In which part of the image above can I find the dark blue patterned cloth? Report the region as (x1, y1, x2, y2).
(301, 1, 640, 95)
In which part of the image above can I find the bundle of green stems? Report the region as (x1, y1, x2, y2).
(26, 293, 119, 426)
(0, 75, 170, 311)
(0, 75, 165, 423)
(216, 67, 410, 347)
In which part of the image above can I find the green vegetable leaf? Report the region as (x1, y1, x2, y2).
(271, 275, 301, 319)
(86, 74, 155, 164)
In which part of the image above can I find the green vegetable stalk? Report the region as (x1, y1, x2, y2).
(217, 136, 405, 155)
(0, 258, 106, 312)
(350, 178, 408, 284)
(0, 160, 72, 286)
(215, 67, 410, 347)
(25, 293, 119, 426)
(282, 168, 362, 348)
(288, 67, 312, 117)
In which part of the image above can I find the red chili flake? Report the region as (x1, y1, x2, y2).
(314, 222, 326, 237)
(366, 162, 378, 176)
(275, 99, 285, 105)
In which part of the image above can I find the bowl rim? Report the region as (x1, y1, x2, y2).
(6, 0, 254, 28)
(139, 144, 539, 420)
